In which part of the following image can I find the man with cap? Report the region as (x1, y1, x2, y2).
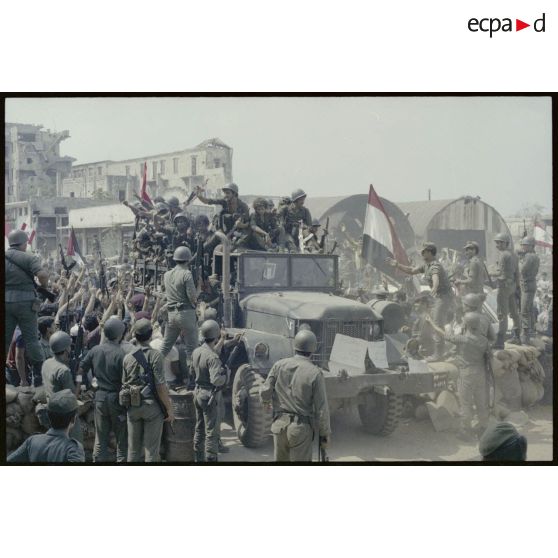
(455, 241, 485, 296)
(8, 389, 85, 463)
(160, 246, 199, 370)
(192, 319, 228, 462)
(489, 233, 521, 348)
(78, 316, 128, 462)
(426, 312, 490, 441)
(42, 330, 83, 442)
(122, 318, 175, 462)
(478, 421, 527, 461)
(277, 188, 312, 252)
(195, 182, 250, 236)
(387, 242, 453, 361)
(518, 236, 540, 345)
(260, 329, 331, 462)
(5, 229, 51, 387)
(302, 219, 327, 254)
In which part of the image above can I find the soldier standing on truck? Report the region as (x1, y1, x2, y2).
(518, 236, 540, 345)
(454, 241, 485, 296)
(489, 233, 521, 348)
(386, 242, 453, 361)
(278, 189, 312, 252)
(260, 330, 331, 462)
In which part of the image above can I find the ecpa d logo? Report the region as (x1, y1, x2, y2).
(468, 13, 546, 37)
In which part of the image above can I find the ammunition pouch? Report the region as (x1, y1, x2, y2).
(118, 386, 132, 408)
(130, 385, 142, 407)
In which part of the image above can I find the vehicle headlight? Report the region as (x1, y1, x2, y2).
(254, 342, 270, 360)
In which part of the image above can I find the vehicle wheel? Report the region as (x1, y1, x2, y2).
(358, 390, 402, 436)
(232, 364, 272, 448)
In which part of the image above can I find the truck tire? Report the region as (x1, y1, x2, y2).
(232, 364, 272, 448)
(358, 390, 402, 436)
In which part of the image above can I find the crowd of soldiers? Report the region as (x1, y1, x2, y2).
(4, 181, 549, 462)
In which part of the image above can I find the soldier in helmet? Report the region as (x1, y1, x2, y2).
(78, 317, 128, 462)
(8, 390, 85, 463)
(461, 293, 496, 345)
(166, 196, 182, 218)
(122, 319, 175, 462)
(303, 219, 328, 253)
(426, 311, 490, 441)
(260, 329, 331, 462)
(489, 233, 521, 348)
(5, 229, 51, 387)
(192, 319, 228, 462)
(42, 331, 83, 442)
(454, 241, 485, 296)
(387, 242, 453, 361)
(518, 236, 540, 345)
(236, 197, 282, 251)
(172, 212, 195, 252)
(159, 246, 199, 374)
(277, 188, 312, 252)
(195, 182, 250, 236)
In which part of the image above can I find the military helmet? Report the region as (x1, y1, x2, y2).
(291, 188, 307, 202)
(8, 229, 28, 246)
(155, 202, 169, 214)
(153, 196, 166, 204)
(520, 235, 535, 246)
(195, 214, 210, 227)
(294, 329, 317, 353)
(166, 196, 180, 208)
(48, 389, 79, 414)
(104, 317, 126, 341)
(253, 197, 268, 209)
(133, 318, 152, 337)
(464, 241, 479, 252)
(462, 293, 482, 310)
(49, 331, 72, 353)
(267, 198, 275, 208)
(311, 219, 320, 227)
(173, 246, 192, 262)
(494, 233, 509, 244)
(203, 308, 218, 321)
(222, 183, 239, 195)
(200, 319, 220, 341)
(173, 212, 190, 225)
(463, 312, 481, 332)
(421, 241, 437, 255)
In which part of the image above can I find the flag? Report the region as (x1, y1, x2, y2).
(534, 222, 553, 249)
(361, 184, 410, 278)
(66, 226, 84, 266)
(140, 161, 152, 205)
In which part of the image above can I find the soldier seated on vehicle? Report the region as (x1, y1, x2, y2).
(234, 197, 283, 251)
(278, 189, 312, 252)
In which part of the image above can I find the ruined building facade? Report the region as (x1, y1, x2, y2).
(5, 123, 75, 203)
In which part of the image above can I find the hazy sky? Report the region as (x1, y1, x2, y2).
(6, 96, 552, 216)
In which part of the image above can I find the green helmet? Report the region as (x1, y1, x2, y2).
(8, 230, 28, 246)
(104, 317, 126, 341)
(166, 196, 180, 208)
(494, 233, 509, 244)
(203, 308, 218, 321)
(222, 183, 239, 196)
(173, 212, 190, 225)
(311, 219, 320, 227)
(253, 197, 268, 209)
(463, 312, 481, 332)
(291, 188, 307, 202)
(173, 246, 192, 262)
(462, 293, 481, 310)
(200, 320, 220, 341)
(294, 329, 317, 353)
(520, 236, 535, 246)
(49, 331, 72, 353)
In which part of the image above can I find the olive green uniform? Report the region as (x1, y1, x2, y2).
(160, 264, 198, 364)
(414, 260, 453, 357)
(41, 356, 83, 443)
(494, 249, 520, 336)
(7, 428, 85, 463)
(122, 345, 167, 462)
(461, 255, 484, 295)
(445, 331, 489, 432)
(202, 197, 250, 234)
(518, 252, 540, 337)
(80, 340, 128, 462)
(278, 203, 312, 251)
(5, 248, 45, 385)
(260, 355, 331, 462)
(39, 337, 53, 361)
(192, 343, 227, 461)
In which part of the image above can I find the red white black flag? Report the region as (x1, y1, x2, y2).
(66, 226, 84, 266)
(361, 184, 409, 276)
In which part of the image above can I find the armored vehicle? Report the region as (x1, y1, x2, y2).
(209, 234, 448, 448)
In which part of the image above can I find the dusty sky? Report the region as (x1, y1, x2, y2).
(6, 96, 552, 216)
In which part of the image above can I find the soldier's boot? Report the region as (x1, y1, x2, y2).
(508, 329, 522, 345)
(195, 450, 206, 463)
(218, 439, 230, 454)
(206, 453, 218, 463)
(493, 333, 505, 350)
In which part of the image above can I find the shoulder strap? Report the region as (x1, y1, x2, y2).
(5, 253, 36, 285)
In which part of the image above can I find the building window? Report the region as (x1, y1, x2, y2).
(160, 160, 166, 175)
(152, 161, 157, 179)
(26, 157, 32, 164)
(89, 168, 93, 176)
(24, 207, 28, 215)
(98, 166, 102, 176)
(18, 208, 23, 216)
(118, 190, 126, 202)
(173, 158, 179, 174)
(61, 217, 69, 226)
(191, 156, 197, 176)
(70, 192, 75, 198)
(125, 165, 130, 176)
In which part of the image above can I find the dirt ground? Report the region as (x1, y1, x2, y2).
(219, 403, 553, 463)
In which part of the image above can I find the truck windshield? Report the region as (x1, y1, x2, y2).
(243, 255, 289, 288)
(291, 256, 336, 288)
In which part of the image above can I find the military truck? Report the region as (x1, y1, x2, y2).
(209, 234, 449, 448)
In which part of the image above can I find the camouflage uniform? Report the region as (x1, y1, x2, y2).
(260, 355, 331, 462)
(122, 345, 166, 462)
(192, 343, 227, 461)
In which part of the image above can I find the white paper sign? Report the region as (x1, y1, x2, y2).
(366, 341, 389, 369)
(329, 334, 368, 372)
(408, 358, 430, 374)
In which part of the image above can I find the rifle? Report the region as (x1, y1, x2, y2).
(482, 260, 495, 289)
(132, 349, 169, 420)
(184, 190, 197, 207)
(328, 241, 338, 255)
(4, 253, 57, 302)
(194, 233, 204, 292)
(98, 251, 108, 297)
